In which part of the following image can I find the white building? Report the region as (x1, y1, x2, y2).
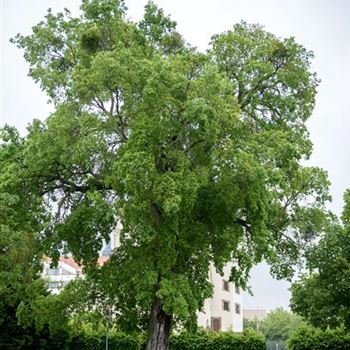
(43, 224, 243, 331)
(42, 256, 107, 294)
(243, 308, 267, 322)
(197, 263, 243, 332)
(42, 256, 83, 294)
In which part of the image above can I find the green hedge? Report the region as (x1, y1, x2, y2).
(67, 330, 264, 350)
(170, 331, 265, 350)
(69, 332, 143, 350)
(0, 325, 70, 350)
(68, 332, 265, 350)
(288, 326, 350, 350)
(6, 329, 264, 349)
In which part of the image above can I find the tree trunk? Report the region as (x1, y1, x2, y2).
(146, 297, 172, 350)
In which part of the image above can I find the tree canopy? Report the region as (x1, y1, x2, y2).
(244, 308, 306, 344)
(291, 189, 350, 330)
(260, 308, 306, 342)
(7, 1, 330, 348)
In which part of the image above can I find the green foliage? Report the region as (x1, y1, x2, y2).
(0, 326, 70, 350)
(291, 191, 350, 330)
(69, 331, 143, 350)
(260, 308, 306, 342)
(290, 273, 345, 330)
(243, 308, 306, 349)
(0, 327, 265, 350)
(243, 317, 261, 332)
(170, 330, 265, 350)
(0, 127, 55, 349)
(288, 326, 350, 350)
(10, 0, 331, 346)
(32, 276, 119, 335)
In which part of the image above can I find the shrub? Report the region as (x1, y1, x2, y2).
(288, 326, 350, 350)
(170, 330, 265, 350)
(67, 329, 264, 350)
(69, 332, 143, 350)
(5, 327, 263, 349)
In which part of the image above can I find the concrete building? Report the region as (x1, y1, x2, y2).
(42, 256, 108, 294)
(42, 256, 83, 294)
(197, 263, 243, 332)
(243, 308, 267, 322)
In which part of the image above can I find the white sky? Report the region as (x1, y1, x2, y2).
(1, 0, 350, 310)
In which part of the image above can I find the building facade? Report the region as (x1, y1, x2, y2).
(42, 256, 83, 294)
(243, 308, 267, 322)
(42, 256, 108, 294)
(197, 263, 243, 332)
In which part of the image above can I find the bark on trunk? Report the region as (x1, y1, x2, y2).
(146, 297, 172, 350)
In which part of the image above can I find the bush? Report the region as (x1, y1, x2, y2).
(288, 326, 350, 350)
(69, 332, 143, 350)
(4, 327, 263, 349)
(170, 330, 265, 350)
(0, 324, 70, 350)
(67, 329, 264, 350)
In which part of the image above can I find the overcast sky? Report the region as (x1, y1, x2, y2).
(1, 0, 350, 310)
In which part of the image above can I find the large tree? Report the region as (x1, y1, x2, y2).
(10, 1, 330, 349)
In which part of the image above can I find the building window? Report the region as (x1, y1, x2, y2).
(235, 303, 241, 314)
(223, 280, 230, 291)
(223, 300, 230, 312)
(235, 286, 240, 294)
(211, 317, 221, 331)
